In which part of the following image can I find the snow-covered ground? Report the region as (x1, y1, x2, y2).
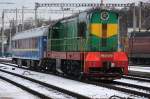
(0, 79, 38, 99)
(116, 78, 150, 87)
(0, 57, 12, 61)
(0, 64, 145, 99)
(129, 66, 150, 73)
(115, 78, 150, 92)
(0, 71, 75, 99)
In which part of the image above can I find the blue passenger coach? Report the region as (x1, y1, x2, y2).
(12, 26, 48, 67)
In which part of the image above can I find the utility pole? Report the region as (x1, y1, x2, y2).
(35, 3, 38, 27)
(16, 8, 18, 33)
(9, 19, 13, 53)
(1, 10, 4, 57)
(133, 3, 136, 31)
(139, 2, 142, 31)
(22, 6, 24, 31)
(0, 2, 15, 57)
(101, 0, 103, 4)
(101, 0, 105, 8)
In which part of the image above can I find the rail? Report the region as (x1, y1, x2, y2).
(2, 62, 150, 98)
(0, 67, 90, 99)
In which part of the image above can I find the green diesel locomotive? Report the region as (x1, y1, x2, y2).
(45, 8, 128, 80)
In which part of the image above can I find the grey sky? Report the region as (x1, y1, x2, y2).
(0, 0, 148, 28)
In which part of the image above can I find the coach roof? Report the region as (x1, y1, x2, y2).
(12, 26, 49, 40)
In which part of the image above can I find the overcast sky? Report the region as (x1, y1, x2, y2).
(0, 0, 149, 28)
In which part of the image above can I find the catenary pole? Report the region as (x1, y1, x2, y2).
(1, 10, 4, 57)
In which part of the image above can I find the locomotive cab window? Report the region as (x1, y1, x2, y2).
(78, 22, 87, 38)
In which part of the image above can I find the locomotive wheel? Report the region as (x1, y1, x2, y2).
(72, 61, 81, 77)
(34, 61, 39, 70)
(67, 61, 71, 75)
(46, 60, 52, 71)
(12, 59, 17, 64)
(52, 60, 56, 73)
(61, 60, 67, 73)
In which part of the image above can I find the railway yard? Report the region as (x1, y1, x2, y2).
(0, 0, 150, 99)
(0, 60, 150, 99)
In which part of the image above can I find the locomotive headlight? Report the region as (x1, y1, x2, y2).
(111, 63, 115, 68)
(101, 11, 109, 21)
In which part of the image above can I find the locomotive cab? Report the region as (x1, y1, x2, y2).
(46, 8, 128, 80)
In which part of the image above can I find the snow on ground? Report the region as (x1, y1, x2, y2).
(0, 71, 75, 99)
(115, 78, 150, 89)
(0, 64, 145, 99)
(0, 78, 38, 99)
(114, 85, 150, 94)
(115, 78, 150, 88)
(129, 66, 150, 73)
(0, 57, 12, 61)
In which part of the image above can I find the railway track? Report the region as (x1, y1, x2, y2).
(112, 81, 150, 96)
(123, 75, 150, 83)
(129, 73, 150, 79)
(0, 74, 51, 99)
(1, 62, 150, 98)
(85, 80, 150, 98)
(0, 68, 90, 99)
(3, 61, 150, 81)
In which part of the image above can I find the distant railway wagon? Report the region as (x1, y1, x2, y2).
(12, 27, 48, 67)
(129, 31, 150, 64)
(12, 8, 128, 80)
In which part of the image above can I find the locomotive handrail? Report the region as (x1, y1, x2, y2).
(48, 36, 88, 51)
(49, 37, 82, 40)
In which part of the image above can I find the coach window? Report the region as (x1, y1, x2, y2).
(29, 38, 32, 49)
(18, 40, 20, 48)
(16, 41, 18, 48)
(35, 38, 37, 48)
(26, 39, 28, 48)
(23, 39, 24, 48)
(31, 38, 33, 49)
(26, 39, 27, 48)
(78, 22, 87, 38)
(17, 40, 19, 48)
(32, 38, 34, 49)
(32, 38, 34, 48)
(21, 40, 24, 48)
(16, 40, 18, 48)
(24, 39, 26, 48)
(15, 41, 16, 48)
(25, 39, 27, 48)
(29, 38, 33, 49)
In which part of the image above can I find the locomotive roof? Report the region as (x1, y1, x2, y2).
(52, 8, 118, 25)
(12, 26, 49, 40)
